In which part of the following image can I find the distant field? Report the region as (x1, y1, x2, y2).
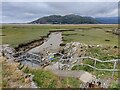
(1, 24, 118, 47)
(63, 28, 118, 46)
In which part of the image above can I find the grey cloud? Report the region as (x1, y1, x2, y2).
(2, 2, 118, 23)
(46, 2, 117, 16)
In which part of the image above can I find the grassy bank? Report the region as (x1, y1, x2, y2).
(2, 57, 81, 88)
(0, 57, 2, 89)
(71, 46, 119, 79)
(2, 57, 32, 88)
(22, 66, 81, 88)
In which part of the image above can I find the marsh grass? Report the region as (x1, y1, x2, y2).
(2, 24, 118, 47)
(63, 28, 118, 46)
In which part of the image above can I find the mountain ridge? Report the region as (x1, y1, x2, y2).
(29, 14, 99, 24)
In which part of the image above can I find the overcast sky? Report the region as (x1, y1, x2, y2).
(1, 1, 119, 23)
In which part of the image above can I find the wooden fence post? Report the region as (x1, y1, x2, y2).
(94, 60, 96, 67)
(112, 61, 117, 78)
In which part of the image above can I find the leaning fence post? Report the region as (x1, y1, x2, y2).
(58, 61, 60, 70)
(94, 60, 96, 67)
(112, 61, 117, 78)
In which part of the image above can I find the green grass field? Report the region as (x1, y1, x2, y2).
(63, 29, 118, 46)
(1, 24, 118, 47)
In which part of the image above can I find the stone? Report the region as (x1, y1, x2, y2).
(63, 42, 88, 58)
(24, 75, 31, 83)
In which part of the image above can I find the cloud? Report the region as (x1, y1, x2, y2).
(2, 2, 118, 23)
(2, 0, 120, 2)
(45, 2, 118, 17)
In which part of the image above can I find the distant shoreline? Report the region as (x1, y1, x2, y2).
(1, 23, 119, 26)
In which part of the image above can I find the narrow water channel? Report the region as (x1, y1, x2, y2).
(28, 32, 63, 54)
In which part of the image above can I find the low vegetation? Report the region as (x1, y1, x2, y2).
(22, 66, 81, 88)
(71, 46, 119, 80)
(2, 57, 31, 88)
(109, 81, 120, 88)
(1, 57, 81, 88)
(0, 58, 2, 89)
(87, 47, 118, 60)
(2, 24, 117, 47)
(63, 28, 118, 46)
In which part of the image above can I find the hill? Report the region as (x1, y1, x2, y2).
(29, 14, 99, 24)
